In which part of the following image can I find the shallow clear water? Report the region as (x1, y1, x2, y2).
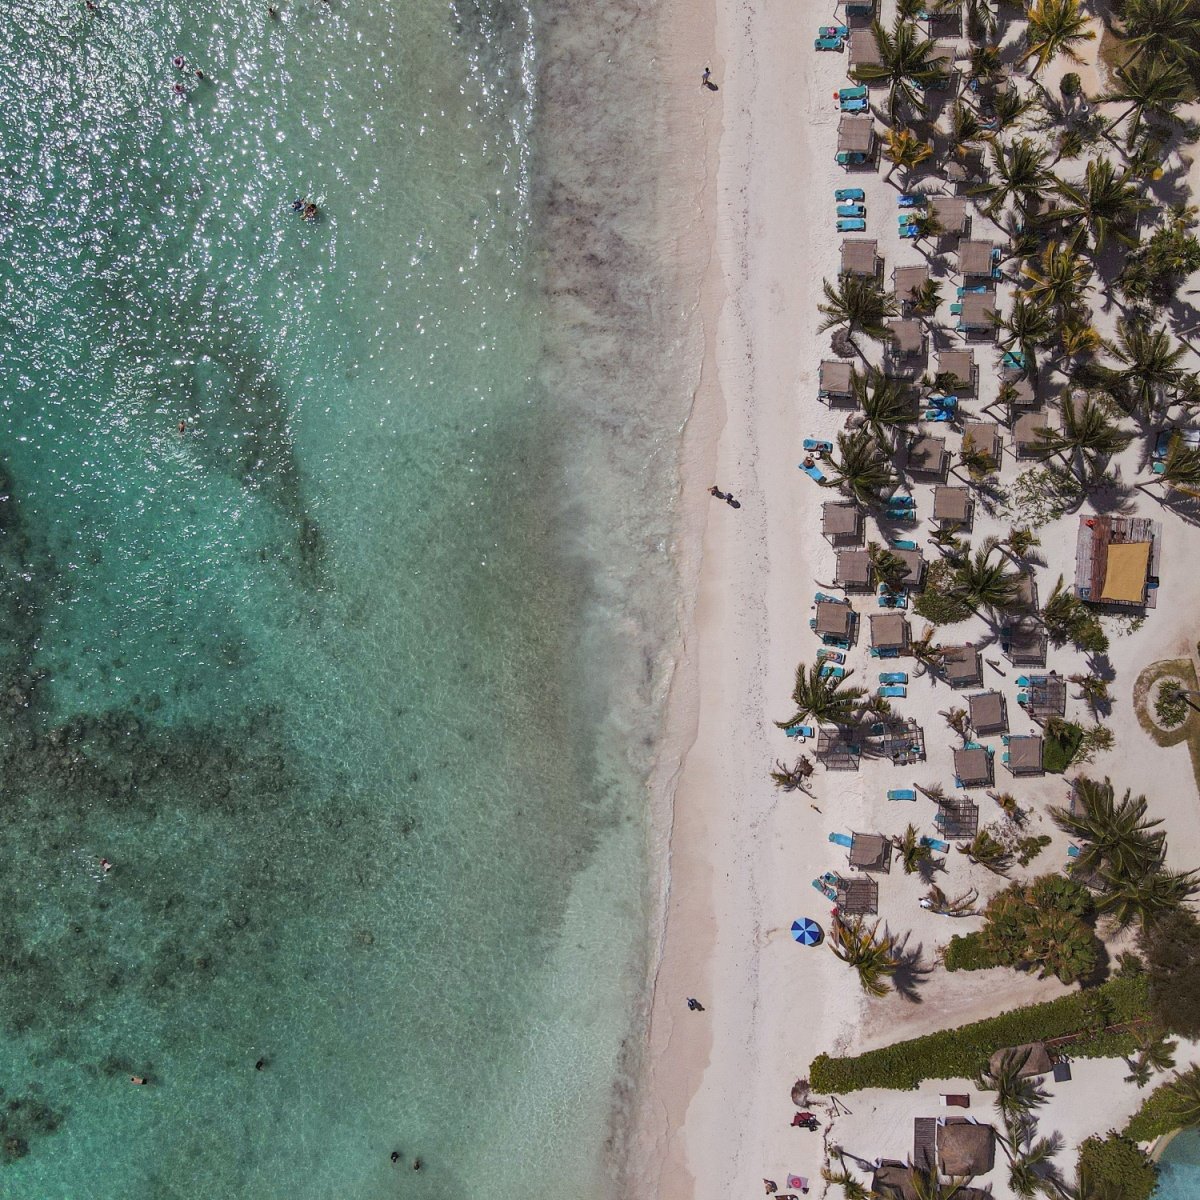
(0, 0, 694, 1195)
(1154, 1128, 1200, 1200)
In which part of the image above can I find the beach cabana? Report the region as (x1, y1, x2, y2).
(819, 359, 858, 403)
(822, 501, 863, 544)
(1015, 570, 1038, 612)
(891, 547, 925, 589)
(1024, 672, 1067, 721)
(968, 690, 1007, 735)
(1002, 368, 1037, 410)
(835, 874, 879, 914)
(872, 1162, 992, 1200)
(1004, 734, 1044, 776)
(954, 745, 992, 788)
(841, 238, 879, 278)
(1074, 515, 1162, 609)
(936, 348, 975, 394)
(906, 434, 948, 478)
(870, 612, 910, 653)
(936, 1119, 996, 1177)
(849, 28, 884, 68)
(933, 484, 972, 529)
(958, 240, 996, 279)
(935, 794, 979, 836)
(814, 600, 855, 640)
(1001, 620, 1048, 667)
(957, 292, 996, 335)
(894, 265, 930, 306)
(930, 195, 968, 237)
(887, 319, 927, 362)
(835, 548, 873, 591)
(816, 729, 860, 771)
(875, 718, 925, 764)
(1013, 411, 1046, 458)
(940, 644, 981, 688)
(849, 831, 892, 873)
(961, 421, 1000, 469)
(990, 1043, 1053, 1079)
(838, 115, 876, 158)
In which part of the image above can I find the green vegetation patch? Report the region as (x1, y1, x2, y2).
(1132, 659, 1200, 798)
(1043, 722, 1084, 773)
(1126, 1079, 1186, 1142)
(809, 976, 1149, 1093)
(1154, 681, 1188, 729)
(912, 558, 972, 625)
(1077, 1133, 1158, 1200)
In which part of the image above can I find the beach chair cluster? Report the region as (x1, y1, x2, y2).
(834, 83, 867, 112)
(1153, 427, 1200, 474)
(814, 25, 848, 51)
(833, 182, 866, 231)
(897, 195, 925, 240)
(883, 493, 916, 523)
(877, 583, 907, 610)
(924, 394, 957, 423)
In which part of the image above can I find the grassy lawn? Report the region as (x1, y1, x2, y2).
(1132, 658, 1200, 798)
(1043, 722, 1084, 773)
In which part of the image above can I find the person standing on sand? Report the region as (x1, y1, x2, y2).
(686, 997, 704, 1011)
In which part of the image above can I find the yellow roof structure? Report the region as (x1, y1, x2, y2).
(1101, 542, 1151, 603)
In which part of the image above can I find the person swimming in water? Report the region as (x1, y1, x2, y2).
(303, 202, 319, 221)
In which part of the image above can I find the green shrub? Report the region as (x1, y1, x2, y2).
(1144, 909, 1200, 1039)
(1060, 72, 1081, 98)
(913, 559, 972, 625)
(1015, 834, 1051, 866)
(1077, 1133, 1157, 1199)
(1043, 723, 1084, 773)
(809, 976, 1149, 1093)
(1126, 1079, 1188, 1141)
(1155, 682, 1188, 729)
(944, 933, 993, 972)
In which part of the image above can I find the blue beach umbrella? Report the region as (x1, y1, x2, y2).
(790, 918, 823, 946)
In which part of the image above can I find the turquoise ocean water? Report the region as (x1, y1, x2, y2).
(1155, 1129, 1200, 1200)
(0, 0, 696, 1195)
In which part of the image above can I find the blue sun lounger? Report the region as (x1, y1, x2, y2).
(1002, 349, 1025, 370)
(815, 35, 844, 50)
(837, 218, 867, 232)
(822, 25, 852, 39)
(889, 495, 915, 508)
(879, 672, 908, 684)
(837, 85, 866, 100)
(840, 97, 869, 113)
(834, 187, 865, 201)
(803, 438, 834, 453)
(920, 836, 950, 852)
(786, 724, 816, 739)
(900, 225, 920, 239)
(837, 203, 866, 217)
(819, 664, 847, 679)
(958, 285, 989, 296)
(928, 394, 957, 410)
(812, 878, 838, 900)
(888, 788, 917, 802)
(1067, 844, 1080, 859)
(836, 151, 867, 166)
(891, 539, 916, 551)
(899, 214, 918, 226)
(949, 302, 963, 315)
(924, 408, 954, 422)
(814, 592, 842, 604)
(897, 194, 924, 208)
(1015, 676, 1030, 687)
(800, 463, 827, 481)
(878, 685, 907, 698)
(828, 832, 853, 847)
(817, 648, 845, 663)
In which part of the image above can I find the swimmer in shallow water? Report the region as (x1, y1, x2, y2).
(172, 55, 185, 69)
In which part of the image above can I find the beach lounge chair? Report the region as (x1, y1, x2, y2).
(900, 225, 919, 239)
(898, 214, 918, 226)
(834, 187, 865, 201)
(1068, 845, 1080, 859)
(1015, 676, 1030, 687)
(897, 194, 925, 208)
(924, 409, 954, 422)
(879, 672, 908, 684)
(949, 302, 963, 315)
(823, 636, 851, 650)
(1017, 691, 1029, 705)
(828, 832, 853, 847)
(814, 592, 841, 604)
(822, 26, 852, 39)
(837, 218, 866, 232)
(888, 788, 917, 801)
(957, 285, 988, 296)
(786, 723, 816, 739)
(817, 649, 846, 664)
(814, 35, 844, 50)
(889, 495, 915, 508)
(884, 508, 916, 523)
(836, 85, 866, 100)
(878, 685, 907, 698)
(920, 836, 950, 852)
(1002, 349, 1025, 370)
(840, 97, 869, 113)
(891, 539, 916, 551)
(819, 664, 847, 679)
(1153, 461, 1166, 474)
(837, 204, 865, 218)
(812, 878, 838, 901)
(802, 438, 834, 453)
(836, 151, 867, 165)
(800, 463, 827, 481)
(928, 394, 957, 410)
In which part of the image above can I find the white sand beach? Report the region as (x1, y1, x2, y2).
(635, 0, 1200, 1194)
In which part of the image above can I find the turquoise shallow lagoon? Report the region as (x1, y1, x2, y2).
(0, 0, 694, 1195)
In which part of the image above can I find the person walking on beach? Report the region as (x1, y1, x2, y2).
(708, 485, 740, 509)
(701, 66, 717, 91)
(686, 997, 704, 1011)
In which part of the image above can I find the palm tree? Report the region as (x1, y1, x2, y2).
(1055, 158, 1148, 253)
(909, 210, 945, 245)
(992, 85, 1040, 134)
(968, 41, 1003, 81)
(948, 102, 990, 156)
(994, 293, 1057, 371)
(895, 823, 933, 874)
(977, 1047, 1047, 1123)
(907, 1165, 970, 1200)
(1100, 864, 1200, 929)
(821, 1165, 870, 1200)
(924, 883, 978, 915)
(853, 370, 918, 444)
(1069, 672, 1111, 714)
(1101, 319, 1187, 420)
(971, 138, 1052, 219)
(1003, 525, 1041, 559)
(869, 540, 915, 590)
(1020, 0, 1096, 76)
(851, 18, 946, 121)
(910, 625, 946, 673)
(1041, 575, 1109, 653)
(883, 126, 935, 183)
(823, 430, 897, 506)
(829, 915, 900, 997)
(952, 537, 1023, 613)
(1021, 906, 1100, 982)
(1058, 319, 1102, 365)
(957, 429, 999, 481)
(769, 755, 814, 791)
(1124, 1027, 1177, 1088)
(957, 828, 1012, 874)
(1003, 1130, 1059, 1198)
(1032, 392, 1132, 483)
(1157, 1065, 1200, 1129)
(776, 660, 868, 729)
(1102, 57, 1190, 149)
(1149, 433, 1200, 492)
(818, 276, 899, 345)
(908, 278, 942, 317)
(1050, 775, 1165, 880)
(1120, 0, 1200, 68)
(1020, 242, 1092, 314)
